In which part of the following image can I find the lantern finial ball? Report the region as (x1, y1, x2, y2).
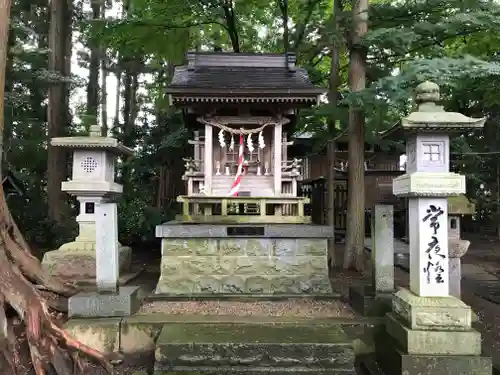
(415, 81, 440, 104)
(89, 125, 101, 137)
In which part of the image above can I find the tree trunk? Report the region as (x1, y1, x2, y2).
(326, 0, 342, 268)
(326, 141, 337, 267)
(496, 123, 500, 239)
(221, 0, 240, 52)
(120, 68, 133, 183)
(86, 0, 100, 126)
(114, 70, 121, 127)
(100, 0, 108, 137)
(0, 1, 113, 373)
(343, 0, 368, 271)
(46, 0, 71, 223)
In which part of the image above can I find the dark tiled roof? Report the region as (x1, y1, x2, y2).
(167, 66, 324, 94)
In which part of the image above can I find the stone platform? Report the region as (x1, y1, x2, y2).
(155, 223, 334, 295)
(376, 333, 491, 375)
(64, 296, 371, 375)
(154, 323, 355, 374)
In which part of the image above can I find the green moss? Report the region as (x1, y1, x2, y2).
(157, 323, 351, 344)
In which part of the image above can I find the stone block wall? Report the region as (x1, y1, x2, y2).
(155, 238, 331, 295)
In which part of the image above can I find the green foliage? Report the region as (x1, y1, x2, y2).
(7, 0, 500, 245)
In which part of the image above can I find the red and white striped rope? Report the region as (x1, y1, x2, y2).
(229, 134, 244, 196)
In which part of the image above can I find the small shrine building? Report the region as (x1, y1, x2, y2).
(155, 52, 333, 295)
(168, 52, 324, 221)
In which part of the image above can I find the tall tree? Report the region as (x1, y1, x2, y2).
(344, 0, 368, 271)
(326, 0, 343, 267)
(46, 0, 71, 223)
(100, 0, 108, 136)
(0, 0, 114, 373)
(86, 0, 101, 126)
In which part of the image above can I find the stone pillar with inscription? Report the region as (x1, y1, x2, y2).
(376, 82, 492, 375)
(349, 204, 395, 316)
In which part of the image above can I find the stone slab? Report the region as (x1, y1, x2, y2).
(349, 286, 392, 317)
(153, 368, 354, 374)
(376, 333, 492, 375)
(154, 323, 355, 373)
(385, 313, 481, 356)
(392, 288, 472, 330)
(68, 286, 141, 318)
(156, 223, 334, 238)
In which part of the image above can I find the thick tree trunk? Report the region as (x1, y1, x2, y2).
(47, 0, 71, 223)
(343, 0, 368, 271)
(100, 0, 108, 138)
(86, 0, 100, 126)
(326, 0, 342, 268)
(0, 1, 113, 373)
(114, 71, 121, 127)
(101, 56, 108, 136)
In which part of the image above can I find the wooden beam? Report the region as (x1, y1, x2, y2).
(175, 215, 312, 224)
(176, 195, 310, 204)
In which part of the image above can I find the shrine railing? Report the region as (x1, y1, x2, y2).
(176, 195, 311, 224)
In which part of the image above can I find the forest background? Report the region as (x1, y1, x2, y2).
(5, 0, 500, 258)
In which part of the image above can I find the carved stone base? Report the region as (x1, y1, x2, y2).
(385, 313, 481, 355)
(378, 288, 491, 375)
(155, 237, 332, 295)
(392, 288, 472, 331)
(376, 332, 492, 375)
(42, 242, 132, 279)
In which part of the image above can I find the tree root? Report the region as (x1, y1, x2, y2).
(0, 200, 113, 374)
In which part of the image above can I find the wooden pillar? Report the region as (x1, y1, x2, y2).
(274, 123, 282, 196)
(204, 124, 212, 195)
(194, 130, 200, 162)
(327, 139, 336, 266)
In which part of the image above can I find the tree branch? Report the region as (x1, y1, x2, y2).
(91, 18, 232, 34)
(293, 0, 321, 50)
(368, 26, 486, 64)
(221, 0, 240, 52)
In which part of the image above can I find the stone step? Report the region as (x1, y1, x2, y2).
(154, 323, 356, 375)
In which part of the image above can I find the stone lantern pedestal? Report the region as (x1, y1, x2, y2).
(375, 82, 491, 375)
(42, 125, 134, 280)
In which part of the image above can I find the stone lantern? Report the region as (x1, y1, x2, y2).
(376, 82, 491, 375)
(42, 125, 134, 279)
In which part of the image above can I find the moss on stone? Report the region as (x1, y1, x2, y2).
(157, 323, 351, 344)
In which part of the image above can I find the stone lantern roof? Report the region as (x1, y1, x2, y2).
(51, 125, 134, 156)
(448, 195, 476, 215)
(381, 81, 486, 140)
